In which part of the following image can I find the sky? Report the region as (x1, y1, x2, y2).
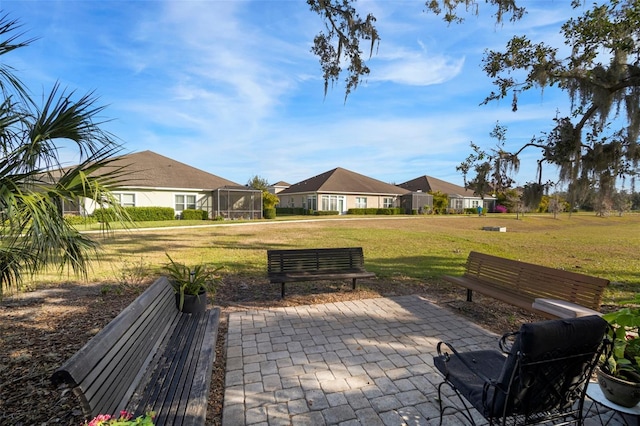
(1, 0, 582, 188)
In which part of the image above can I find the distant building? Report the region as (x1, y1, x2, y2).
(67, 150, 263, 219)
(277, 167, 409, 214)
(398, 175, 496, 212)
(268, 181, 291, 195)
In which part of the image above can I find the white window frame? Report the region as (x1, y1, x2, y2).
(321, 195, 346, 212)
(115, 193, 136, 207)
(356, 197, 367, 209)
(382, 197, 393, 208)
(307, 195, 317, 211)
(175, 194, 197, 212)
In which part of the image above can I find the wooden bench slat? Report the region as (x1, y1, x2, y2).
(135, 313, 196, 420)
(88, 293, 178, 415)
(444, 251, 609, 318)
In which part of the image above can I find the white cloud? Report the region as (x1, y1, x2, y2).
(371, 51, 465, 85)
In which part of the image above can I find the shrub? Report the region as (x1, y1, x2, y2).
(64, 214, 97, 225)
(263, 208, 276, 219)
(93, 206, 175, 222)
(315, 210, 339, 216)
(181, 209, 207, 220)
(494, 205, 508, 213)
(276, 207, 308, 215)
(347, 208, 402, 215)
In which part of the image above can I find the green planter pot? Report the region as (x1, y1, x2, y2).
(176, 290, 207, 314)
(597, 367, 640, 408)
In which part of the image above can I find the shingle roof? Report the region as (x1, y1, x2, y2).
(398, 175, 476, 197)
(101, 150, 241, 190)
(280, 167, 409, 196)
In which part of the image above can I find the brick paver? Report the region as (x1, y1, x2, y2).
(222, 295, 619, 425)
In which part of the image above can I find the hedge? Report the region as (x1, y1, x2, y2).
(347, 208, 403, 215)
(93, 206, 175, 222)
(64, 214, 98, 225)
(276, 207, 309, 215)
(181, 209, 208, 220)
(263, 208, 276, 219)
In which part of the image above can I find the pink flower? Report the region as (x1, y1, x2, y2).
(88, 414, 111, 426)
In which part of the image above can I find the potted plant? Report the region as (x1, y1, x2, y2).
(164, 254, 221, 313)
(598, 296, 640, 407)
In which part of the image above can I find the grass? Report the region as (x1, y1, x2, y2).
(31, 213, 640, 305)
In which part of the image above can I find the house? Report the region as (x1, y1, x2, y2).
(74, 150, 263, 219)
(398, 175, 497, 212)
(277, 167, 410, 214)
(268, 181, 291, 195)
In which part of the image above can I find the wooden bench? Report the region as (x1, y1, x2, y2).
(443, 251, 609, 318)
(51, 277, 220, 425)
(267, 247, 376, 298)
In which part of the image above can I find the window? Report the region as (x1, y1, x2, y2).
(383, 197, 393, 208)
(471, 200, 480, 208)
(356, 197, 367, 209)
(175, 194, 196, 212)
(321, 195, 345, 211)
(115, 193, 135, 207)
(307, 195, 317, 211)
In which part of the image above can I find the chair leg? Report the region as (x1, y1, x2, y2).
(437, 380, 478, 426)
(281, 282, 285, 299)
(352, 278, 356, 290)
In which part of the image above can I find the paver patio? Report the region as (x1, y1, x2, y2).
(222, 295, 623, 425)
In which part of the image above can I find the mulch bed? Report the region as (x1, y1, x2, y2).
(0, 274, 549, 425)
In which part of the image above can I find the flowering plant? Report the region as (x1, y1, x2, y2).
(85, 411, 155, 426)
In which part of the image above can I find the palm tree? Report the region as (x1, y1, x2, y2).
(0, 15, 129, 298)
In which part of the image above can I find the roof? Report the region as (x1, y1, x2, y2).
(280, 167, 410, 196)
(271, 181, 291, 187)
(99, 150, 241, 190)
(398, 175, 478, 198)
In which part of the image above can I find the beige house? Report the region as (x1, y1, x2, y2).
(277, 167, 409, 214)
(75, 150, 262, 219)
(398, 175, 497, 212)
(268, 181, 291, 195)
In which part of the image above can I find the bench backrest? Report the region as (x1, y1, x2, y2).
(51, 277, 180, 417)
(267, 247, 366, 274)
(464, 251, 609, 310)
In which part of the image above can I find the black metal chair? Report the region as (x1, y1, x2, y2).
(434, 315, 611, 425)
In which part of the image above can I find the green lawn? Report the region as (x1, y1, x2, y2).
(36, 213, 640, 305)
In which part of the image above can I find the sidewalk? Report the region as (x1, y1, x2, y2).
(221, 295, 621, 425)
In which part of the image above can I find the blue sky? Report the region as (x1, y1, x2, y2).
(3, 1, 579, 188)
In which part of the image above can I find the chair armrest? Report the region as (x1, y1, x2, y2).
(498, 331, 518, 354)
(436, 341, 496, 385)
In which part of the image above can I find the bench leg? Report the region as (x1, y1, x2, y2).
(466, 289, 473, 302)
(352, 278, 357, 290)
(281, 282, 285, 299)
